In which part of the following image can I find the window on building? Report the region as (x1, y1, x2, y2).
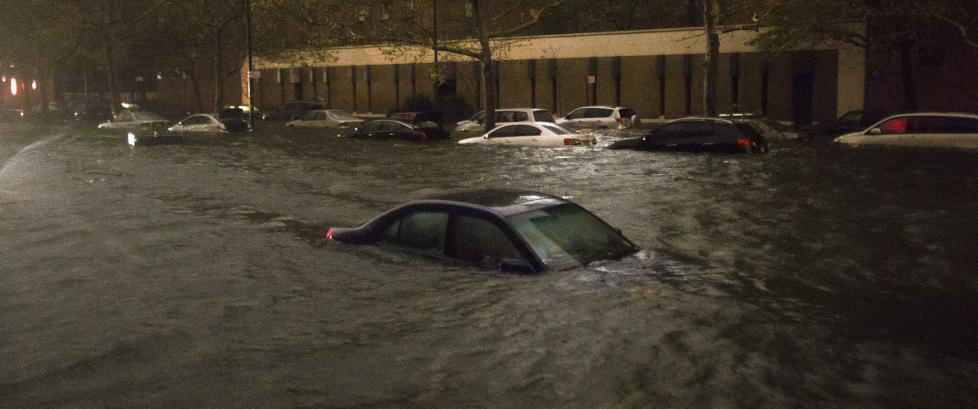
(465, 0, 475, 18)
(381, 1, 392, 20)
(358, 6, 369, 22)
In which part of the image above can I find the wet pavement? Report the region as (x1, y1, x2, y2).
(1, 121, 977, 408)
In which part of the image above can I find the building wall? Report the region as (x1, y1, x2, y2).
(231, 28, 869, 124)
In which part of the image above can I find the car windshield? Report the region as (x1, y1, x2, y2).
(329, 110, 357, 120)
(506, 203, 636, 270)
(133, 112, 164, 121)
(542, 124, 572, 135)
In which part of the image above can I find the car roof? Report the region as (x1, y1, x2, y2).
(875, 112, 978, 120)
(667, 117, 735, 125)
(413, 189, 569, 217)
(496, 108, 549, 113)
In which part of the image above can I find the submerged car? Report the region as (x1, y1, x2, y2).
(556, 105, 639, 129)
(456, 108, 555, 133)
(455, 111, 486, 132)
(350, 119, 449, 141)
(799, 110, 875, 141)
(97, 111, 169, 130)
(327, 189, 638, 273)
(609, 117, 768, 153)
(285, 109, 364, 129)
(834, 112, 978, 149)
(168, 113, 229, 133)
(458, 122, 594, 147)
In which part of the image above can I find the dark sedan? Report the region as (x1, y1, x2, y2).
(610, 117, 768, 153)
(350, 119, 450, 141)
(327, 189, 638, 273)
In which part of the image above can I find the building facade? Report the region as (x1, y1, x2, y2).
(242, 27, 864, 125)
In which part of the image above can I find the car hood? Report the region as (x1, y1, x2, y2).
(834, 131, 863, 143)
(458, 136, 484, 144)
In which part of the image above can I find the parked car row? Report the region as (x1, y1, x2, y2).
(456, 106, 640, 133)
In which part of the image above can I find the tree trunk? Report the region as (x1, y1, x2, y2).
(103, 32, 119, 115)
(215, 27, 224, 111)
(702, 0, 719, 117)
(482, 57, 496, 132)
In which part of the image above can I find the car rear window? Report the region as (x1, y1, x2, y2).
(618, 108, 634, 118)
(542, 125, 569, 135)
(496, 111, 528, 122)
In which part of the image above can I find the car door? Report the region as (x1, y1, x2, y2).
(506, 125, 545, 146)
(380, 209, 450, 259)
(486, 125, 516, 144)
(446, 213, 525, 267)
(643, 122, 684, 147)
(357, 120, 385, 137)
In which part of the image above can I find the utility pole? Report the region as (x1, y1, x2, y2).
(432, 0, 438, 109)
(246, 0, 255, 130)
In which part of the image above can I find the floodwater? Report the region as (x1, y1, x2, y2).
(1, 122, 977, 408)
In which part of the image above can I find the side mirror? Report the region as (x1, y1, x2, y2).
(868, 128, 882, 135)
(483, 135, 489, 139)
(499, 258, 535, 274)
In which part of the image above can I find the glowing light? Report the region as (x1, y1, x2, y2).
(127, 132, 136, 146)
(10, 78, 17, 95)
(1, 76, 5, 82)
(31, 79, 37, 90)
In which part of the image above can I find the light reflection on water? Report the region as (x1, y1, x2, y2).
(1, 123, 977, 407)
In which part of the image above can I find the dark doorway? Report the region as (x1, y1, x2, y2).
(294, 82, 303, 101)
(792, 73, 814, 126)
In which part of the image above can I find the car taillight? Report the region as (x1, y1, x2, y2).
(411, 131, 426, 140)
(564, 138, 583, 146)
(614, 113, 622, 122)
(326, 228, 334, 240)
(736, 139, 753, 147)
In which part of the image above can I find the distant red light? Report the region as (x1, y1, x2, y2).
(326, 228, 334, 240)
(736, 139, 752, 147)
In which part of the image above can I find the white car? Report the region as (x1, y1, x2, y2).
(556, 106, 639, 129)
(458, 122, 594, 147)
(834, 112, 978, 149)
(168, 113, 227, 133)
(456, 108, 555, 132)
(285, 109, 364, 128)
(97, 111, 169, 130)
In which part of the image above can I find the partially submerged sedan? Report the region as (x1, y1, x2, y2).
(97, 111, 169, 130)
(327, 190, 638, 273)
(609, 117, 768, 153)
(458, 122, 595, 147)
(350, 119, 449, 141)
(284, 109, 364, 129)
(834, 112, 978, 149)
(168, 113, 228, 133)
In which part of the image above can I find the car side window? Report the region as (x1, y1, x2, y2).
(877, 118, 907, 134)
(363, 121, 383, 132)
(449, 215, 521, 265)
(566, 109, 586, 120)
(512, 125, 542, 137)
(533, 110, 553, 122)
(590, 108, 613, 118)
(119, 112, 135, 122)
(385, 211, 448, 253)
(679, 122, 716, 136)
(316, 112, 327, 121)
(488, 125, 515, 138)
(653, 122, 683, 136)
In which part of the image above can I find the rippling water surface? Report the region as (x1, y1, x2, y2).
(1, 122, 977, 408)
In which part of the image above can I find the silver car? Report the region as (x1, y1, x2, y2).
(557, 106, 639, 129)
(834, 112, 978, 149)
